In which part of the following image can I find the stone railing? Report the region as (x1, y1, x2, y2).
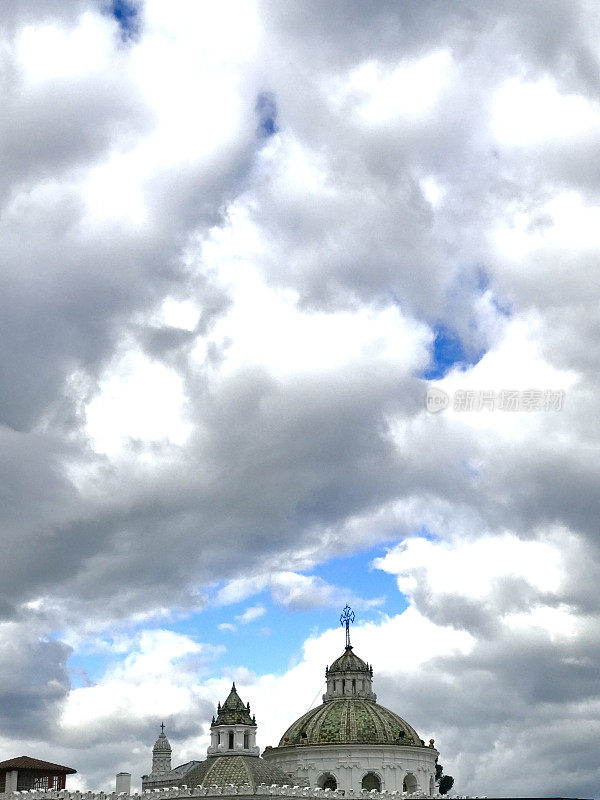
(6, 787, 459, 800)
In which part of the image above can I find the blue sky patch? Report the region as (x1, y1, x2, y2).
(255, 92, 278, 138)
(423, 324, 471, 379)
(110, 0, 139, 40)
(65, 543, 410, 686)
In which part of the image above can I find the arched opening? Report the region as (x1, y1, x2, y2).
(352, 679, 356, 695)
(228, 731, 234, 749)
(317, 773, 337, 791)
(243, 732, 249, 749)
(342, 679, 346, 694)
(217, 733, 221, 745)
(429, 776, 435, 796)
(361, 773, 381, 791)
(403, 774, 418, 794)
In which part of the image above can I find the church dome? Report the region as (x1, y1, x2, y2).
(278, 698, 422, 747)
(183, 755, 295, 790)
(327, 647, 371, 675)
(153, 733, 172, 752)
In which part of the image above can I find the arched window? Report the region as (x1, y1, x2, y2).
(342, 679, 346, 693)
(317, 773, 337, 791)
(244, 732, 249, 749)
(361, 773, 381, 791)
(217, 732, 221, 744)
(429, 776, 435, 796)
(352, 679, 356, 694)
(333, 680, 336, 691)
(228, 732, 234, 749)
(403, 774, 418, 794)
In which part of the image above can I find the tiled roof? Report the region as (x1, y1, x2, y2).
(184, 756, 294, 790)
(327, 647, 370, 674)
(170, 761, 203, 776)
(278, 699, 423, 746)
(213, 685, 255, 727)
(0, 757, 76, 774)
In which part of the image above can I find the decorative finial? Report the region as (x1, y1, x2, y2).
(340, 604, 355, 649)
(232, 681, 236, 690)
(160, 722, 165, 734)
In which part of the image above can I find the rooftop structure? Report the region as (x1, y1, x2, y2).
(0, 756, 76, 796)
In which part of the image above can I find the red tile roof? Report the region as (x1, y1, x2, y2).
(0, 756, 76, 773)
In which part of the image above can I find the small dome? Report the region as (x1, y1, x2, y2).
(278, 698, 422, 746)
(153, 732, 171, 752)
(328, 646, 370, 674)
(184, 756, 296, 790)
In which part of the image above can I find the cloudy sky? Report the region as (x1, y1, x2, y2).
(1, 0, 599, 796)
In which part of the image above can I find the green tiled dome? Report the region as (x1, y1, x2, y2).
(278, 699, 422, 747)
(184, 756, 294, 790)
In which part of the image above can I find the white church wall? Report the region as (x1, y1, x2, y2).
(262, 744, 437, 795)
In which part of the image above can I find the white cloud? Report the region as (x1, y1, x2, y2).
(491, 77, 600, 147)
(194, 216, 431, 379)
(374, 534, 564, 601)
(235, 605, 266, 624)
(218, 622, 237, 633)
(62, 631, 200, 729)
(215, 571, 383, 613)
(337, 51, 453, 123)
(16, 12, 117, 84)
(85, 350, 191, 455)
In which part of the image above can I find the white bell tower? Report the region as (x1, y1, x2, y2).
(151, 724, 172, 774)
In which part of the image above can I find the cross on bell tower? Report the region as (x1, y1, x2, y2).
(340, 604, 355, 649)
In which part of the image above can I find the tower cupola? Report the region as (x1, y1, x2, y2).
(207, 683, 259, 757)
(151, 724, 172, 774)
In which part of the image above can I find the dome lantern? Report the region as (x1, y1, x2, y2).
(321, 608, 376, 702)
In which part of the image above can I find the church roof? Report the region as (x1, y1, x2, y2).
(327, 646, 371, 674)
(183, 756, 293, 790)
(212, 684, 256, 727)
(153, 732, 172, 752)
(0, 757, 76, 774)
(169, 761, 203, 776)
(277, 698, 423, 747)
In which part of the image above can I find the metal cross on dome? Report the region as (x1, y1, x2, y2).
(340, 604, 355, 648)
